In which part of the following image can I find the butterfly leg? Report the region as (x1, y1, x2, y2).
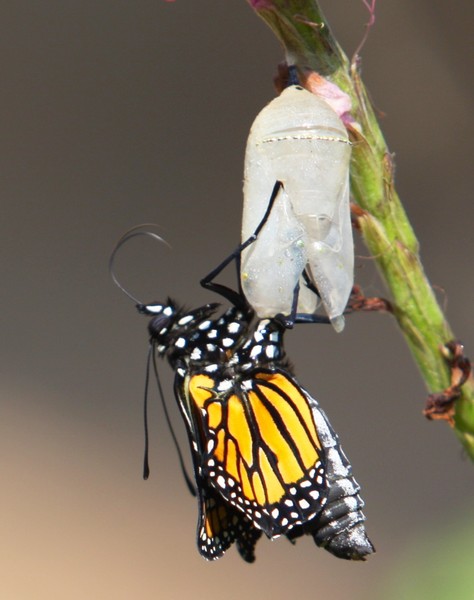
(273, 280, 301, 329)
(286, 282, 392, 326)
(200, 180, 284, 308)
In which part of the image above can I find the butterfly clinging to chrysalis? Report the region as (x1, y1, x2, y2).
(138, 293, 374, 562)
(112, 73, 373, 563)
(112, 218, 373, 562)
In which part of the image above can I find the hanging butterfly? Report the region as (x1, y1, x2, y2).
(111, 221, 374, 563)
(138, 296, 374, 562)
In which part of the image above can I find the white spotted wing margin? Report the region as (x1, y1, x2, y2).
(174, 373, 263, 563)
(195, 478, 262, 563)
(216, 368, 330, 538)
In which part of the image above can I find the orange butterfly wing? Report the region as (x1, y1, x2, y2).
(187, 369, 328, 538)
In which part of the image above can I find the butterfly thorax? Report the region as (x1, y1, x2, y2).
(139, 301, 286, 372)
(166, 307, 289, 380)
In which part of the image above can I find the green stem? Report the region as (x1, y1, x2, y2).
(247, 0, 474, 458)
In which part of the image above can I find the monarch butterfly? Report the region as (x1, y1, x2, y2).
(241, 83, 353, 332)
(138, 296, 374, 562)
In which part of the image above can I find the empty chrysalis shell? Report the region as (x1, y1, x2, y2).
(241, 85, 353, 332)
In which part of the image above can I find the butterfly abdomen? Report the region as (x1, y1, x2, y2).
(307, 402, 374, 560)
(311, 461, 373, 559)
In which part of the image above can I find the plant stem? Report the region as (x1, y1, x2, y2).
(247, 0, 474, 458)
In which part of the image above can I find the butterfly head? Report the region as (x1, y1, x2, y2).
(137, 300, 221, 356)
(137, 299, 178, 341)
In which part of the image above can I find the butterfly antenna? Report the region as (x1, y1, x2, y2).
(151, 346, 197, 497)
(142, 345, 153, 480)
(109, 224, 171, 304)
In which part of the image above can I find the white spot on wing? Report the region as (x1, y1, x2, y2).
(190, 348, 202, 360)
(227, 322, 240, 333)
(250, 345, 262, 358)
(178, 315, 194, 325)
(217, 380, 232, 392)
(265, 345, 277, 358)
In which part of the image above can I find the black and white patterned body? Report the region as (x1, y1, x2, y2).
(139, 300, 373, 562)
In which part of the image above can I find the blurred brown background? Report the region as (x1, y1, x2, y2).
(1, 1, 473, 598)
